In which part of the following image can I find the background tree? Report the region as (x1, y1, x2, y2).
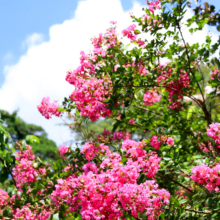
(0, 109, 58, 162)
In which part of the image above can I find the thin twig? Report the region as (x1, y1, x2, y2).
(133, 105, 163, 116)
(158, 172, 194, 194)
(185, 208, 211, 215)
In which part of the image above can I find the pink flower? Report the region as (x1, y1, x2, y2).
(0, 189, 9, 208)
(122, 24, 137, 43)
(210, 69, 220, 80)
(59, 145, 70, 158)
(129, 119, 135, 125)
(148, 0, 161, 13)
(110, 21, 117, 25)
(143, 89, 161, 106)
(207, 123, 220, 148)
(150, 135, 161, 150)
(167, 137, 174, 146)
(37, 97, 61, 119)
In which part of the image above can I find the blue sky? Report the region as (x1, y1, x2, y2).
(0, 0, 219, 145)
(0, 0, 143, 86)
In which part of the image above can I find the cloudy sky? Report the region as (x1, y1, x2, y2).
(0, 0, 219, 146)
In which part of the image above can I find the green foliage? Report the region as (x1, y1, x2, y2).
(0, 109, 58, 162)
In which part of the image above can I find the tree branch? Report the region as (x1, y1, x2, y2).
(185, 208, 211, 215)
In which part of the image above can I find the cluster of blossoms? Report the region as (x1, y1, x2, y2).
(51, 139, 169, 219)
(69, 76, 113, 121)
(122, 139, 161, 178)
(157, 64, 190, 110)
(128, 119, 135, 125)
(0, 189, 9, 213)
(143, 89, 162, 106)
(176, 188, 187, 200)
(0, 158, 53, 220)
(96, 129, 130, 143)
(150, 135, 174, 150)
(12, 205, 51, 220)
(59, 145, 71, 158)
(12, 146, 46, 191)
(199, 142, 211, 153)
(147, 0, 161, 13)
(37, 97, 61, 119)
(207, 123, 220, 148)
(191, 164, 220, 193)
(210, 69, 220, 80)
(122, 24, 137, 43)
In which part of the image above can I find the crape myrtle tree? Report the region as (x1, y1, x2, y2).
(1, 0, 220, 219)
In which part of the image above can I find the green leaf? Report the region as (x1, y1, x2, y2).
(179, 198, 188, 204)
(163, 157, 172, 161)
(57, 108, 66, 112)
(187, 105, 196, 119)
(26, 135, 40, 144)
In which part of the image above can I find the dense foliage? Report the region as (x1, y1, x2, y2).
(1, 0, 220, 219)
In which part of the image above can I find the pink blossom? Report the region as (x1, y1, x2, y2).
(150, 135, 161, 150)
(129, 119, 135, 125)
(148, 0, 161, 13)
(167, 137, 174, 146)
(122, 24, 137, 43)
(210, 69, 220, 80)
(0, 189, 9, 210)
(191, 164, 220, 193)
(143, 89, 161, 106)
(37, 97, 61, 119)
(59, 145, 70, 158)
(110, 21, 117, 25)
(207, 123, 220, 148)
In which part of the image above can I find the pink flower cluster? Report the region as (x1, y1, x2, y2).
(199, 142, 210, 153)
(92, 27, 118, 49)
(12, 205, 51, 220)
(51, 139, 169, 219)
(81, 142, 110, 161)
(96, 129, 130, 143)
(122, 139, 161, 178)
(191, 164, 220, 193)
(150, 135, 174, 150)
(0, 189, 9, 212)
(157, 64, 190, 110)
(59, 145, 70, 158)
(122, 24, 137, 43)
(128, 119, 135, 125)
(147, 0, 161, 13)
(12, 146, 45, 191)
(37, 97, 61, 119)
(69, 76, 112, 121)
(210, 69, 220, 80)
(207, 123, 220, 148)
(143, 89, 161, 106)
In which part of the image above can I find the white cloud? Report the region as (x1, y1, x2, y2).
(0, 0, 144, 146)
